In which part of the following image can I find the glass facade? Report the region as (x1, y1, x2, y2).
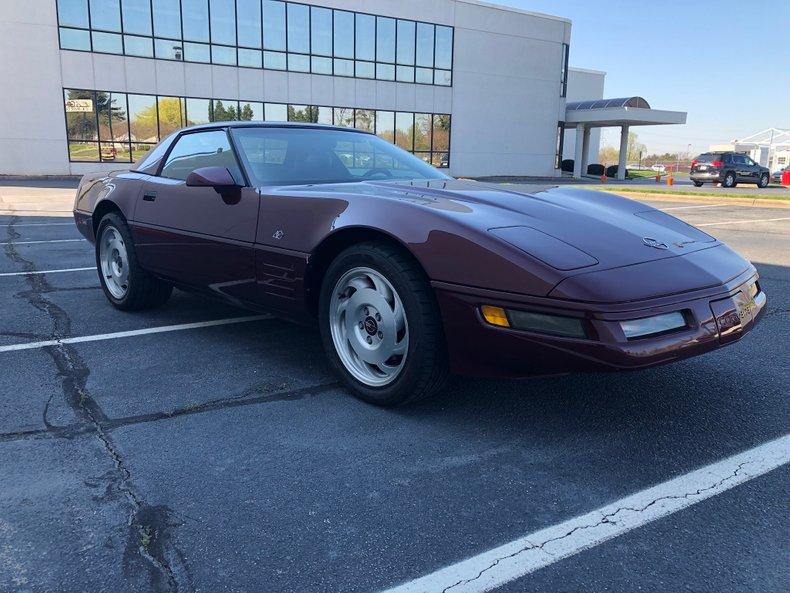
(63, 88, 451, 167)
(56, 0, 453, 85)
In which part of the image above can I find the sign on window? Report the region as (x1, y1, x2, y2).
(65, 99, 94, 113)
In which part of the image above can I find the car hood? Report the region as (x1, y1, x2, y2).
(363, 179, 719, 273)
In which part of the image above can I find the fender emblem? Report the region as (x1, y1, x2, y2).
(642, 237, 669, 250)
(272, 230, 284, 240)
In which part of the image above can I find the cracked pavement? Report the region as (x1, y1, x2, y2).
(0, 187, 788, 593)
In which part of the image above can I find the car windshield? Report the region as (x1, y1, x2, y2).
(231, 126, 450, 186)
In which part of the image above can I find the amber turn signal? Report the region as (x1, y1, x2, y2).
(480, 305, 510, 327)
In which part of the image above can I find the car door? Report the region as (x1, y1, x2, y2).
(732, 154, 751, 182)
(743, 156, 761, 182)
(131, 128, 261, 304)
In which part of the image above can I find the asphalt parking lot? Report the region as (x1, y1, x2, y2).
(1, 184, 788, 593)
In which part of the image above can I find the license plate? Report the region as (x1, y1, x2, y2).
(734, 291, 757, 324)
(698, 165, 708, 171)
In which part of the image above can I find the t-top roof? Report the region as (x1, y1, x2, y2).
(566, 97, 651, 111)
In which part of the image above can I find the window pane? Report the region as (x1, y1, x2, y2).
(239, 101, 264, 121)
(396, 20, 415, 65)
(155, 38, 183, 60)
(158, 96, 184, 137)
(128, 94, 158, 142)
(211, 99, 238, 122)
(395, 112, 414, 150)
(92, 31, 123, 53)
(237, 0, 262, 47)
(333, 59, 353, 77)
(356, 61, 374, 78)
(97, 92, 130, 142)
(311, 56, 332, 75)
(69, 141, 100, 161)
(238, 48, 262, 68)
(333, 107, 353, 127)
(182, 0, 209, 42)
(416, 23, 434, 67)
(184, 42, 210, 62)
(414, 113, 431, 151)
(152, 0, 181, 39)
(121, 0, 152, 36)
(396, 66, 414, 83)
(333, 10, 354, 59)
(64, 89, 97, 141)
(376, 63, 394, 81)
(264, 51, 286, 69)
(375, 111, 394, 143)
(286, 3, 309, 54)
(57, 0, 89, 28)
(355, 14, 375, 61)
(288, 53, 309, 72)
(185, 98, 211, 125)
(355, 109, 375, 133)
(162, 130, 241, 181)
(101, 142, 132, 162)
(435, 26, 453, 69)
(311, 7, 332, 56)
(415, 67, 432, 84)
(132, 143, 155, 161)
(212, 45, 237, 65)
(288, 105, 314, 122)
(434, 69, 451, 86)
(314, 106, 332, 125)
(210, 0, 236, 46)
(263, 1, 286, 51)
(432, 114, 450, 151)
(60, 27, 91, 50)
(376, 17, 395, 63)
(124, 35, 153, 57)
(265, 103, 288, 121)
(89, 0, 121, 31)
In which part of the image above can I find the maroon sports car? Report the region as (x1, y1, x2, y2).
(73, 122, 766, 405)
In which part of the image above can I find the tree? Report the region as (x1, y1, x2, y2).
(598, 144, 618, 165)
(239, 104, 254, 121)
(627, 131, 646, 164)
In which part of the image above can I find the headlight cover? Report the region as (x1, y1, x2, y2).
(620, 311, 687, 340)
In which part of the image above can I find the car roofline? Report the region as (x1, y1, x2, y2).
(177, 120, 374, 135)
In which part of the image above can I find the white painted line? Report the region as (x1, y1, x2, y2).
(697, 216, 790, 227)
(659, 204, 726, 211)
(380, 433, 790, 593)
(0, 238, 86, 246)
(0, 267, 95, 278)
(0, 222, 74, 227)
(0, 315, 272, 353)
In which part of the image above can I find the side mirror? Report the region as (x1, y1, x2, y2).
(185, 166, 239, 189)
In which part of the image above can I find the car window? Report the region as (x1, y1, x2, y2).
(733, 155, 747, 165)
(160, 130, 243, 182)
(696, 153, 719, 163)
(231, 126, 448, 186)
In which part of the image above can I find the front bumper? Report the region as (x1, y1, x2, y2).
(433, 270, 765, 379)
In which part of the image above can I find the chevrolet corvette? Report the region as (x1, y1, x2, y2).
(73, 122, 766, 405)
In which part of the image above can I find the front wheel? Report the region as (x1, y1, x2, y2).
(96, 212, 173, 310)
(319, 242, 448, 406)
(758, 173, 769, 188)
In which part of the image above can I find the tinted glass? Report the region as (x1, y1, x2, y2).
(128, 94, 158, 142)
(355, 14, 375, 61)
(416, 23, 434, 67)
(89, 0, 121, 31)
(396, 20, 415, 65)
(121, 0, 152, 35)
(97, 92, 129, 141)
(232, 127, 447, 186)
(414, 113, 432, 151)
(185, 98, 212, 125)
(237, 0, 262, 47)
(333, 107, 354, 128)
(184, 42, 210, 62)
(435, 26, 453, 69)
(355, 109, 375, 133)
(158, 96, 184, 136)
(211, 99, 238, 121)
(92, 31, 123, 53)
(311, 7, 332, 56)
(263, 1, 286, 50)
(288, 105, 314, 122)
(314, 106, 333, 125)
(211, 0, 236, 46)
(376, 111, 395, 142)
(265, 103, 288, 121)
(152, 0, 181, 39)
(64, 89, 97, 141)
(696, 153, 721, 163)
(286, 3, 309, 53)
(334, 11, 354, 59)
(58, 0, 89, 28)
(376, 17, 395, 63)
(60, 27, 91, 50)
(124, 34, 153, 56)
(182, 0, 209, 42)
(161, 130, 241, 181)
(239, 101, 264, 121)
(395, 112, 414, 150)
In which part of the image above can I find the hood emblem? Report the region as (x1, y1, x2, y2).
(642, 237, 669, 250)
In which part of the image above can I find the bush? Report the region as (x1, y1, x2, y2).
(606, 165, 628, 178)
(561, 159, 574, 173)
(587, 163, 605, 176)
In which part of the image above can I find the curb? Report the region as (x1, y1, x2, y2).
(597, 190, 790, 209)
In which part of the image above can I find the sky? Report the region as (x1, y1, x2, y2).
(495, 0, 790, 156)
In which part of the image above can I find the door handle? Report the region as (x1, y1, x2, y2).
(143, 191, 157, 202)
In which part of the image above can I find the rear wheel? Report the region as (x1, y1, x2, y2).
(758, 173, 769, 188)
(692, 180, 704, 187)
(319, 242, 448, 406)
(722, 171, 737, 188)
(96, 213, 172, 310)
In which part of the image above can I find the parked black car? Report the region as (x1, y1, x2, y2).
(690, 152, 770, 188)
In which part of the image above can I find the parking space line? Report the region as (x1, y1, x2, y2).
(0, 222, 75, 227)
(697, 216, 790, 227)
(380, 433, 790, 593)
(0, 238, 86, 246)
(0, 267, 95, 277)
(659, 204, 726, 211)
(0, 315, 272, 353)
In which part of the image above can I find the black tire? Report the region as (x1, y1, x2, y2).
(692, 180, 704, 187)
(758, 173, 769, 188)
(318, 241, 449, 406)
(95, 212, 173, 311)
(722, 171, 737, 188)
